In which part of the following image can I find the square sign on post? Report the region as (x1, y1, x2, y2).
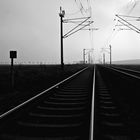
(10, 51, 17, 59)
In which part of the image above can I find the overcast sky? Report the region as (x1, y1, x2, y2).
(0, 0, 140, 64)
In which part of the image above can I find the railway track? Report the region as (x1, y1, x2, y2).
(94, 65, 140, 140)
(2, 64, 140, 140)
(0, 66, 94, 140)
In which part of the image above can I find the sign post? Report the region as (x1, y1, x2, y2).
(10, 51, 17, 90)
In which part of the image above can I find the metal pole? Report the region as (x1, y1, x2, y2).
(59, 7, 64, 69)
(103, 53, 105, 64)
(91, 49, 94, 64)
(83, 49, 85, 64)
(88, 51, 90, 64)
(109, 45, 112, 65)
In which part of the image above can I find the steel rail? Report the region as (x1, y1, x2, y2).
(111, 66, 140, 74)
(0, 67, 89, 120)
(105, 66, 140, 80)
(89, 65, 96, 140)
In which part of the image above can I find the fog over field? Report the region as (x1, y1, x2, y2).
(0, 0, 140, 64)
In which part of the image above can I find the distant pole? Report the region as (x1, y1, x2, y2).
(83, 49, 85, 64)
(109, 45, 112, 65)
(59, 7, 65, 69)
(88, 51, 90, 64)
(91, 49, 94, 64)
(103, 53, 105, 64)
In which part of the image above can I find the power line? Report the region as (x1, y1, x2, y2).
(65, 10, 81, 16)
(75, 0, 92, 16)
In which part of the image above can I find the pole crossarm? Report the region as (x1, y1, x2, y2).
(115, 24, 129, 27)
(82, 28, 99, 30)
(64, 20, 89, 24)
(63, 20, 93, 38)
(84, 48, 94, 55)
(116, 14, 140, 33)
(63, 17, 91, 38)
(63, 17, 91, 22)
(64, 20, 92, 27)
(101, 45, 111, 65)
(118, 20, 140, 33)
(119, 28, 132, 30)
(117, 14, 140, 19)
(101, 48, 110, 54)
(83, 48, 94, 64)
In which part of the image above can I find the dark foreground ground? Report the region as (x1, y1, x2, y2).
(0, 64, 86, 105)
(112, 64, 140, 71)
(94, 64, 140, 139)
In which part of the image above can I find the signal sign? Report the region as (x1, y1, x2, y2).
(10, 51, 17, 59)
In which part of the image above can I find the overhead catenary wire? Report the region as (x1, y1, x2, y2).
(127, 0, 137, 15)
(75, 0, 92, 16)
(79, 0, 94, 48)
(60, 0, 81, 17)
(75, 0, 84, 15)
(102, 22, 117, 47)
(64, 10, 81, 16)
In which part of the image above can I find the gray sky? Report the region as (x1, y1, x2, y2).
(0, 0, 140, 64)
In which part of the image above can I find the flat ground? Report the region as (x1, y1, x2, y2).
(0, 64, 86, 103)
(113, 64, 140, 71)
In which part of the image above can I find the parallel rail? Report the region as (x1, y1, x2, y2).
(90, 65, 96, 140)
(94, 65, 140, 139)
(108, 65, 140, 79)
